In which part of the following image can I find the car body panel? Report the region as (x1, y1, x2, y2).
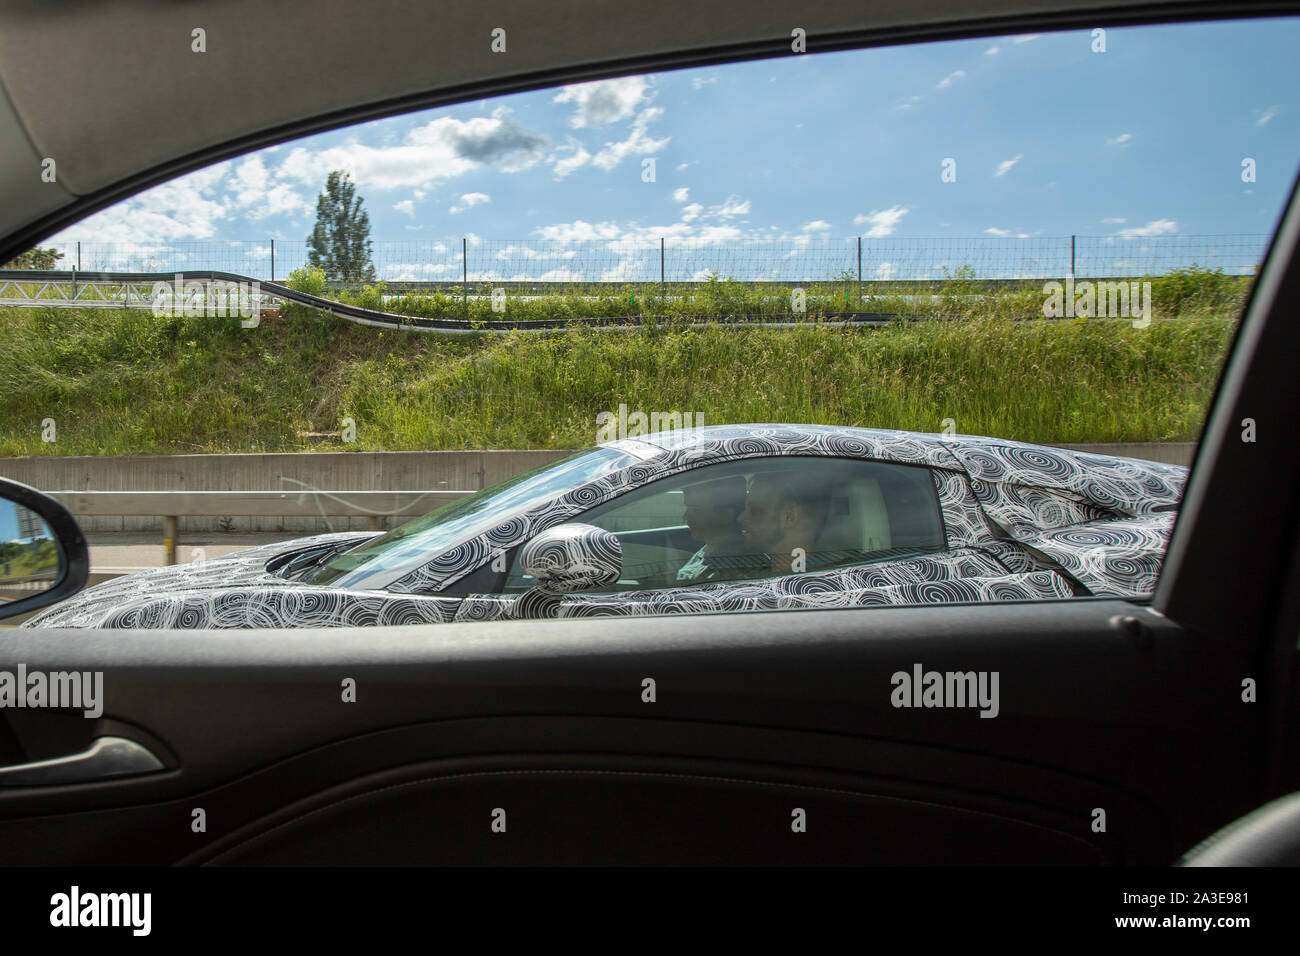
(22, 426, 1186, 629)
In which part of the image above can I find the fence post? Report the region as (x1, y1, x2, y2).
(857, 236, 863, 306)
(76, 241, 81, 272)
(660, 237, 665, 299)
(1070, 234, 1076, 279)
(462, 237, 468, 318)
(270, 239, 275, 282)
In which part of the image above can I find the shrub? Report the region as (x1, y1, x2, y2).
(285, 264, 328, 297)
(1149, 266, 1248, 316)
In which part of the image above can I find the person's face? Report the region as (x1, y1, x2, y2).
(738, 482, 789, 553)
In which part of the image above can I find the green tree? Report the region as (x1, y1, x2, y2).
(3, 246, 64, 269)
(306, 171, 376, 282)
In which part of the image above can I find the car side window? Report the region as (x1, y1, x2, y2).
(502, 456, 946, 594)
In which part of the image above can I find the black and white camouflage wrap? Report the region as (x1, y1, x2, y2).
(518, 523, 623, 592)
(23, 531, 457, 629)
(22, 425, 1188, 628)
(559, 570, 1074, 617)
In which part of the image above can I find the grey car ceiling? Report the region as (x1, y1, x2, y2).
(0, 0, 1281, 262)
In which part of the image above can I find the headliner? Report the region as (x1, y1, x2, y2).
(0, 0, 1292, 260)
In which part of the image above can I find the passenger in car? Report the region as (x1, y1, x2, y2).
(738, 471, 833, 577)
(675, 475, 753, 583)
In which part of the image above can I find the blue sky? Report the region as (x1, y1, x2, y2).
(49, 18, 1300, 280)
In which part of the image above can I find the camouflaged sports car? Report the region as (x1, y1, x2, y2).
(24, 424, 1187, 629)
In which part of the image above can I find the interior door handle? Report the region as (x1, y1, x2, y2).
(0, 736, 164, 787)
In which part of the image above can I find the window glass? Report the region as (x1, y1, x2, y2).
(311, 446, 635, 589)
(10, 17, 1300, 629)
(504, 457, 945, 593)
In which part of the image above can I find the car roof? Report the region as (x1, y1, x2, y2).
(600, 423, 1187, 512)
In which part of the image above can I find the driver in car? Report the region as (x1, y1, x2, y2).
(737, 471, 833, 577)
(675, 475, 755, 583)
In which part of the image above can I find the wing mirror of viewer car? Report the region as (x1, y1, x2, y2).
(514, 523, 622, 618)
(0, 478, 90, 621)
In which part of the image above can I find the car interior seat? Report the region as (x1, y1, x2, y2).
(817, 477, 891, 563)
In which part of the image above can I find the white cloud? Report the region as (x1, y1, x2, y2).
(680, 203, 703, 222)
(552, 142, 592, 179)
(223, 155, 309, 221)
(1101, 217, 1126, 224)
(691, 75, 719, 90)
(449, 192, 491, 214)
(711, 194, 751, 218)
(230, 156, 268, 207)
(1257, 105, 1281, 126)
(278, 108, 549, 190)
(993, 154, 1022, 177)
(538, 267, 584, 281)
(257, 185, 309, 219)
(532, 220, 625, 242)
(383, 262, 454, 280)
(50, 163, 231, 245)
(1117, 219, 1177, 238)
(590, 107, 671, 171)
(853, 205, 909, 237)
(675, 161, 697, 172)
(672, 186, 690, 202)
(393, 199, 415, 217)
(874, 262, 896, 280)
(1012, 34, 1041, 43)
(1106, 132, 1133, 146)
(802, 220, 831, 232)
(985, 45, 1000, 55)
(937, 69, 966, 89)
(984, 227, 1010, 236)
(553, 76, 652, 128)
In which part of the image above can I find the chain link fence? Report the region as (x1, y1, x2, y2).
(44, 235, 1268, 286)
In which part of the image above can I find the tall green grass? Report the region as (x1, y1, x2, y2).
(0, 290, 1236, 456)
(290, 263, 1252, 325)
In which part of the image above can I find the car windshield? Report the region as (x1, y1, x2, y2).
(309, 446, 637, 590)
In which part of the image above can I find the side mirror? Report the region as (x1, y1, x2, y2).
(0, 477, 89, 621)
(518, 521, 622, 604)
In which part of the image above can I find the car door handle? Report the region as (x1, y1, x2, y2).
(0, 735, 164, 787)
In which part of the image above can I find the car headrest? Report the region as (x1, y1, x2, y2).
(817, 477, 891, 555)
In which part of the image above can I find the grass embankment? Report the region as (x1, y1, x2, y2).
(0, 284, 1240, 456)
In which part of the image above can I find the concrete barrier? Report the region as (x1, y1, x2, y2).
(0, 450, 571, 532)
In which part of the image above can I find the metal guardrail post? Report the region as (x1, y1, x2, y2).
(462, 237, 468, 318)
(163, 515, 177, 566)
(660, 237, 665, 298)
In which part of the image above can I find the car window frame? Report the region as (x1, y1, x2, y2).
(496, 454, 952, 597)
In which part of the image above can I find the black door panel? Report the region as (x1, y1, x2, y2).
(0, 598, 1258, 865)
